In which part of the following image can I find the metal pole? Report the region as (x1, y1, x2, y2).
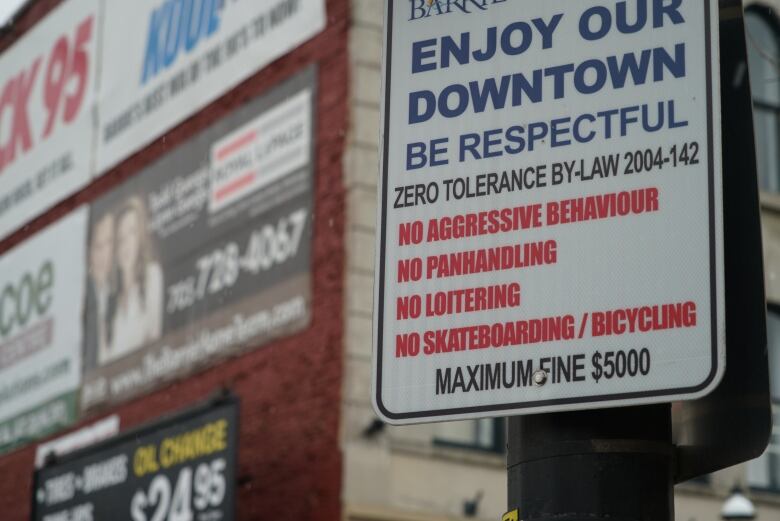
(506, 5, 759, 521)
(507, 404, 673, 521)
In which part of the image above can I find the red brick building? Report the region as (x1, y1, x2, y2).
(0, 1, 348, 519)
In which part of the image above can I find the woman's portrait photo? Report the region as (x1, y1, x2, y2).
(86, 195, 164, 366)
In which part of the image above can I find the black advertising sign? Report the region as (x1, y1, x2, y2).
(81, 67, 316, 410)
(33, 400, 238, 521)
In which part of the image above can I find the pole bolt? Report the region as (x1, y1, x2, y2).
(533, 370, 548, 386)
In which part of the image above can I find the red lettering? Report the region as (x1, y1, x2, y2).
(0, 78, 16, 172)
(11, 58, 41, 159)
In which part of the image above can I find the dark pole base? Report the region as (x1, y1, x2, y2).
(507, 404, 673, 521)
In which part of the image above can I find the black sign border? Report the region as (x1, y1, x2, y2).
(31, 394, 240, 520)
(374, 1, 721, 421)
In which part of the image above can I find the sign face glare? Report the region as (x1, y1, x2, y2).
(372, 0, 724, 424)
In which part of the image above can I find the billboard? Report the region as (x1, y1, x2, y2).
(373, 0, 724, 423)
(0, 0, 98, 238)
(0, 0, 327, 241)
(0, 209, 87, 452)
(33, 400, 238, 521)
(81, 68, 316, 410)
(96, 0, 326, 173)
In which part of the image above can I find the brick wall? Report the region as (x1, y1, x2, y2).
(0, 0, 349, 519)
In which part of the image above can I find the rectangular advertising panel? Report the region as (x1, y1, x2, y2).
(35, 415, 120, 468)
(33, 400, 238, 521)
(373, 0, 724, 423)
(0, 0, 98, 239)
(96, 0, 326, 173)
(81, 68, 315, 410)
(0, 209, 87, 452)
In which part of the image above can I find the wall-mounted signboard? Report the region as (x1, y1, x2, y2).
(96, 0, 326, 173)
(81, 68, 315, 410)
(35, 415, 120, 468)
(0, 0, 326, 243)
(33, 400, 238, 521)
(0, 210, 87, 453)
(373, 0, 724, 423)
(0, 0, 98, 238)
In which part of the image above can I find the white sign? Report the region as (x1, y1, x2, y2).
(209, 88, 312, 213)
(0, 0, 98, 239)
(35, 414, 119, 468)
(373, 0, 724, 424)
(0, 209, 87, 450)
(96, 0, 326, 174)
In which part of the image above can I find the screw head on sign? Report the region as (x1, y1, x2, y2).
(533, 370, 548, 386)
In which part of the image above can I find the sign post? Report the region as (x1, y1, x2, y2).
(375, 0, 770, 519)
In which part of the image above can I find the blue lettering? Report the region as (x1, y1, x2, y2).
(551, 118, 571, 147)
(472, 27, 496, 62)
(504, 126, 525, 154)
(469, 76, 510, 113)
(410, 14, 562, 73)
(574, 114, 596, 143)
(438, 84, 470, 118)
(483, 128, 503, 158)
(142, 5, 167, 84)
(642, 102, 665, 132)
(405, 44, 687, 123)
(607, 50, 651, 88)
(620, 106, 640, 136)
(409, 0, 428, 20)
(616, 0, 647, 34)
(140, 0, 222, 85)
(653, 44, 686, 81)
(653, 0, 684, 27)
(412, 39, 437, 73)
(409, 90, 436, 124)
(527, 122, 548, 151)
(163, 0, 184, 68)
(580, 6, 612, 41)
(409, 0, 508, 20)
(532, 14, 563, 49)
(500, 21, 532, 55)
(430, 138, 449, 166)
(575, 60, 608, 94)
(545, 64, 574, 99)
(441, 33, 470, 69)
(511, 70, 543, 105)
(460, 133, 480, 162)
(407, 142, 427, 170)
(598, 109, 619, 139)
(183, 0, 206, 51)
(668, 100, 688, 128)
(205, 0, 221, 35)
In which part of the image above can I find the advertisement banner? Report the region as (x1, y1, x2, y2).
(35, 415, 120, 469)
(0, 209, 87, 453)
(33, 401, 238, 521)
(96, 0, 326, 174)
(0, 0, 98, 239)
(81, 68, 315, 410)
